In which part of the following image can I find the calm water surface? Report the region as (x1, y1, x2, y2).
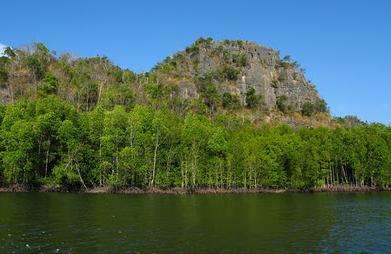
(0, 193, 390, 253)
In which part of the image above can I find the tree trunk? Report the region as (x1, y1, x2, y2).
(45, 140, 50, 177)
(98, 83, 103, 104)
(151, 134, 159, 187)
(77, 167, 88, 190)
(99, 141, 103, 186)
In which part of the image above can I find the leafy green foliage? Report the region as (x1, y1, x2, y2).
(0, 96, 389, 190)
(334, 115, 364, 128)
(222, 66, 240, 81)
(0, 57, 9, 86)
(185, 37, 212, 55)
(245, 88, 261, 109)
(276, 95, 289, 113)
(232, 53, 248, 67)
(197, 78, 221, 112)
(38, 74, 58, 95)
(221, 93, 241, 110)
(281, 55, 300, 69)
(301, 99, 328, 116)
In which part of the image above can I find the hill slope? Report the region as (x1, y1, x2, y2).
(1, 39, 331, 126)
(152, 38, 325, 113)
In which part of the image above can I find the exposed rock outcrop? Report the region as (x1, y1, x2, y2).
(152, 38, 324, 112)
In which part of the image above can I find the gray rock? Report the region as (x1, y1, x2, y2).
(155, 39, 323, 111)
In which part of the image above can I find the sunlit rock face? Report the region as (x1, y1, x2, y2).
(153, 39, 323, 111)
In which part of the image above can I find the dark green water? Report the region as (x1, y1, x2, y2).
(0, 193, 390, 253)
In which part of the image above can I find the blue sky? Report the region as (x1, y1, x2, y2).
(1, 0, 390, 124)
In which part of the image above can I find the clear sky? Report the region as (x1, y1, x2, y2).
(1, 0, 390, 124)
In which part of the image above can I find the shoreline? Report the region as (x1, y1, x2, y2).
(0, 185, 389, 194)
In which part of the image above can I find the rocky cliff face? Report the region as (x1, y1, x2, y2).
(152, 38, 323, 112)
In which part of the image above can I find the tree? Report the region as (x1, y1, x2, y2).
(100, 84, 134, 110)
(100, 105, 130, 186)
(180, 114, 211, 187)
(197, 78, 220, 113)
(276, 95, 289, 113)
(38, 74, 58, 96)
(245, 88, 261, 109)
(222, 66, 240, 81)
(0, 55, 10, 86)
(149, 109, 179, 187)
(207, 125, 229, 187)
(1, 120, 37, 185)
(221, 92, 241, 110)
(301, 99, 328, 116)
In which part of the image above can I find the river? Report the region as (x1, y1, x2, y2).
(0, 193, 390, 253)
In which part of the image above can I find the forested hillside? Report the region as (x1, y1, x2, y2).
(0, 41, 389, 191)
(0, 39, 331, 126)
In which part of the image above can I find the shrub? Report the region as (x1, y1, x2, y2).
(315, 99, 328, 113)
(232, 53, 248, 67)
(301, 99, 328, 116)
(276, 95, 289, 113)
(146, 83, 164, 100)
(38, 74, 58, 95)
(0, 57, 9, 85)
(222, 66, 240, 81)
(301, 102, 315, 116)
(245, 88, 261, 108)
(185, 37, 213, 55)
(280, 55, 300, 69)
(194, 37, 213, 46)
(222, 93, 241, 110)
(26, 56, 45, 80)
(197, 78, 220, 111)
(185, 44, 199, 54)
(334, 115, 364, 127)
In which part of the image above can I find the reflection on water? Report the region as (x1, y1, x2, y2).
(0, 193, 390, 253)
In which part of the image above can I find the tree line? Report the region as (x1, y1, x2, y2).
(0, 43, 389, 190)
(0, 96, 389, 190)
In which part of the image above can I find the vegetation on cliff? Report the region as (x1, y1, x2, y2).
(0, 41, 389, 191)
